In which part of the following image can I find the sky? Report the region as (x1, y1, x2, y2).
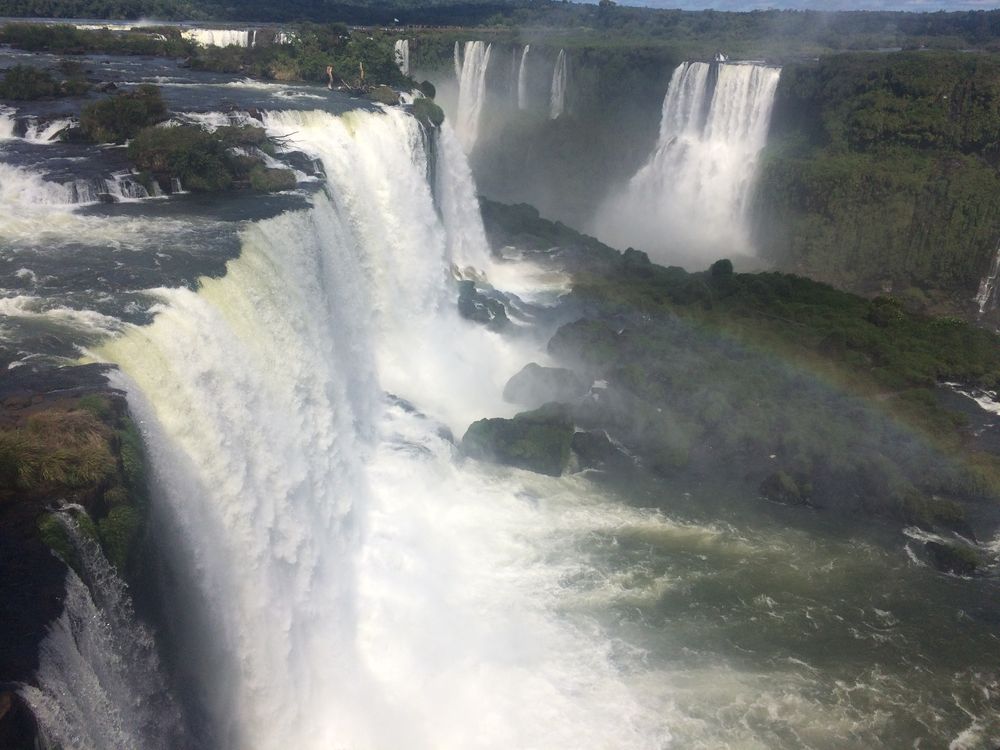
(625, 0, 1000, 9)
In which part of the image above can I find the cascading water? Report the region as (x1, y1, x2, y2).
(19, 512, 186, 750)
(976, 241, 1000, 314)
(453, 41, 492, 151)
(593, 61, 781, 264)
(393, 39, 410, 76)
(181, 28, 255, 48)
(0, 163, 150, 206)
(517, 45, 530, 110)
(549, 49, 567, 120)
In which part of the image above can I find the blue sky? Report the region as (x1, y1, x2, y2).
(622, 1, 1000, 9)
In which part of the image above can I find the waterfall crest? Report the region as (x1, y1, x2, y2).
(96, 107, 669, 749)
(180, 28, 255, 47)
(394, 39, 410, 76)
(517, 45, 530, 110)
(593, 61, 781, 263)
(550, 49, 567, 119)
(453, 41, 492, 151)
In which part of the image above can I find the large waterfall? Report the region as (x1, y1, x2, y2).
(92, 108, 671, 748)
(550, 50, 567, 120)
(453, 41, 492, 151)
(593, 61, 781, 264)
(181, 28, 256, 48)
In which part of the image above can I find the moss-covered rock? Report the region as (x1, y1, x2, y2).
(412, 97, 445, 128)
(368, 84, 399, 105)
(249, 165, 297, 192)
(571, 430, 630, 471)
(98, 505, 141, 571)
(760, 471, 810, 506)
(925, 540, 982, 576)
(502, 362, 589, 408)
(461, 403, 575, 476)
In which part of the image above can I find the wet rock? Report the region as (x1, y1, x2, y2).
(760, 471, 809, 506)
(925, 540, 981, 576)
(461, 403, 574, 476)
(502, 362, 588, 408)
(457, 280, 510, 331)
(571, 430, 631, 471)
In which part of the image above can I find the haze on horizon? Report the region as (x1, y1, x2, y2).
(605, 0, 1000, 10)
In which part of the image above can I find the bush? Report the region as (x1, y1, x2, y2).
(80, 84, 167, 143)
(0, 65, 57, 99)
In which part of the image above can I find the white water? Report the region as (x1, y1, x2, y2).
(23, 117, 74, 143)
(593, 61, 781, 264)
(550, 49, 567, 119)
(517, 45, 530, 110)
(394, 39, 410, 76)
(0, 106, 15, 140)
(975, 240, 1000, 314)
(453, 41, 492, 152)
(20, 513, 184, 750)
(92, 106, 681, 749)
(181, 28, 255, 48)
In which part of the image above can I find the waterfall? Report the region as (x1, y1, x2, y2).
(23, 117, 74, 143)
(593, 61, 781, 263)
(517, 45, 530, 110)
(549, 49, 567, 120)
(94, 107, 666, 749)
(181, 28, 254, 48)
(19, 512, 186, 749)
(975, 241, 1000, 314)
(0, 163, 151, 207)
(0, 106, 15, 140)
(453, 41, 493, 151)
(394, 39, 410, 76)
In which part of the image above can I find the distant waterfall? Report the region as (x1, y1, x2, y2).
(394, 39, 410, 76)
(593, 61, 781, 264)
(549, 49, 567, 119)
(180, 28, 255, 48)
(517, 45, 530, 110)
(19, 513, 186, 749)
(975, 241, 1000, 314)
(453, 41, 492, 151)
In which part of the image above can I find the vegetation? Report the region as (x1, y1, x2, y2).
(0, 64, 88, 100)
(128, 123, 295, 193)
(485, 198, 1000, 532)
(756, 51, 1000, 304)
(0, 22, 196, 56)
(80, 83, 168, 143)
(462, 403, 575, 476)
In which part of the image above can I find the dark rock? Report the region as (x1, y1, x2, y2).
(502, 362, 588, 408)
(457, 280, 509, 330)
(571, 430, 631, 471)
(925, 540, 981, 576)
(760, 471, 809, 506)
(461, 403, 574, 476)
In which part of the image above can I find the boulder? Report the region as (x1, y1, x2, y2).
(925, 540, 981, 576)
(571, 430, 631, 471)
(760, 471, 809, 506)
(461, 403, 574, 476)
(502, 362, 588, 408)
(457, 280, 509, 330)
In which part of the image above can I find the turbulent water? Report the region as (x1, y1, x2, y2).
(181, 28, 256, 48)
(593, 61, 781, 265)
(3, 46, 1000, 750)
(550, 49, 567, 120)
(453, 40, 492, 151)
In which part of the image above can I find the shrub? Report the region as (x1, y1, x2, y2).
(249, 166, 296, 191)
(0, 65, 57, 99)
(80, 84, 167, 143)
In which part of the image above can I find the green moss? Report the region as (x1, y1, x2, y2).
(249, 165, 297, 192)
(38, 513, 75, 565)
(368, 84, 398, 106)
(462, 404, 575, 476)
(77, 394, 113, 420)
(412, 97, 445, 128)
(118, 417, 147, 506)
(98, 505, 141, 572)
